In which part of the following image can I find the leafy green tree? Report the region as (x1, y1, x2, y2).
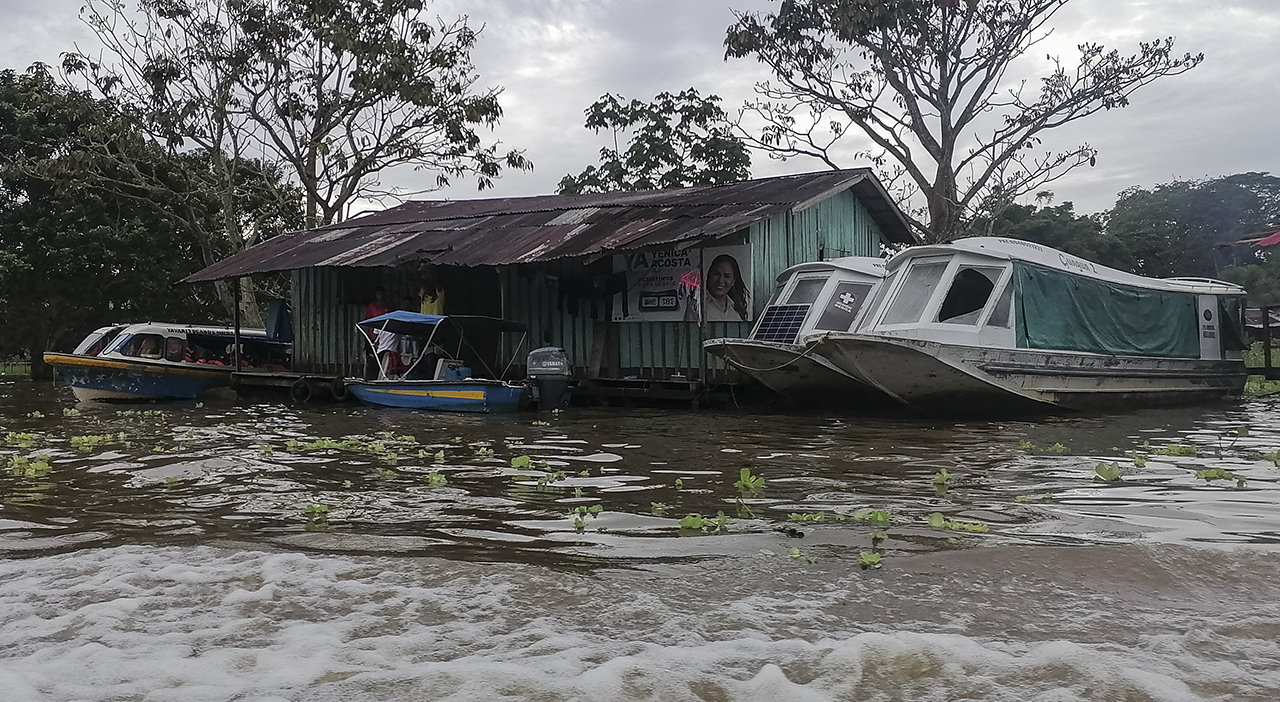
(1105, 172, 1280, 278)
(969, 194, 1134, 271)
(0, 66, 214, 378)
(725, 0, 1202, 242)
(558, 88, 750, 194)
(65, 0, 526, 323)
(68, 0, 529, 229)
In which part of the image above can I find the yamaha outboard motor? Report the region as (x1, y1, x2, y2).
(527, 347, 571, 409)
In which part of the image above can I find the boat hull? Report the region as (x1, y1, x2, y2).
(703, 338, 890, 406)
(346, 379, 526, 413)
(45, 353, 230, 402)
(812, 334, 1246, 414)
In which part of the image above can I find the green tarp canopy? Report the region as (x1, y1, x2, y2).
(1013, 263, 1200, 358)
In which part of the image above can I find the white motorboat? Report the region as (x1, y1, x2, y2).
(45, 323, 290, 402)
(703, 256, 893, 405)
(807, 237, 1248, 413)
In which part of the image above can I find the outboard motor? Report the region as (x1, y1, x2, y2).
(526, 347, 571, 409)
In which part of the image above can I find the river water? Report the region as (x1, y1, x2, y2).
(2, 379, 1279, 701)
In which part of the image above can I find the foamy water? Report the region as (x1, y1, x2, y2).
(3, 543, 1278, 701)
(3, 381, 1280, 700)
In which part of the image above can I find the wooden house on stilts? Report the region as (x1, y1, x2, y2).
(184, 169, 917, 403)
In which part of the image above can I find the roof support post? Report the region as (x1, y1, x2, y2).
(233, 277, 242, 371)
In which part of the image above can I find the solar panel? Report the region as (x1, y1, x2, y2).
(752, 305, 810, 343)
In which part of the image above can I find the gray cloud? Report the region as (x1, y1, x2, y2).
(2, 0, 1275, 217)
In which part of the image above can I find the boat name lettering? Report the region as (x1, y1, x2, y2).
(1058, 254, 1095, 274)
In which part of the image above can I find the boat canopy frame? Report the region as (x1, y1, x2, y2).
(356, 311, 530, 381)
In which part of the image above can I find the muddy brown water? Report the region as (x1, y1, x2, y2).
(2, 379, 1279, 700)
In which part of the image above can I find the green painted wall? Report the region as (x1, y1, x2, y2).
(292, 189, 887, 381)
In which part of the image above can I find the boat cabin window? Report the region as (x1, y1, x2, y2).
(813, 282, 875, 332)
(785, 275, 829, 305)
(882, 261, 949, 325)
(119, 334, 166, 359)
(164, 337, 185, 363)
(937, 266, 1004, 325)
(986, 281, 1013, 328)
(74, 327, 126, 356)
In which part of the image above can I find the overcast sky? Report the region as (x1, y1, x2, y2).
(2, 0, 1277, 217)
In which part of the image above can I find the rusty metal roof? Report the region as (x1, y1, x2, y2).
(184, 169, 918, 282)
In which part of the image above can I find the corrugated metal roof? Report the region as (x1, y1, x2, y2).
(184, 169, 918, 282)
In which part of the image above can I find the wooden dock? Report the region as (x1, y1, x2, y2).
(231, 371, 346, 402)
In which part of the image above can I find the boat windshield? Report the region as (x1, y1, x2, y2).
(785, 275, 829, 305)
(882, 260, 949, 325)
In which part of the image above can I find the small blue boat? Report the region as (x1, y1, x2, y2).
(342, 312, 530, 413)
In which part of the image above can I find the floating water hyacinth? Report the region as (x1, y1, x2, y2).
(1094, 462, 1123, 482)
(734, 467, 765, 494)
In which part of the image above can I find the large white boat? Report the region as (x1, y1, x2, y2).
(807, 237, 1248, 413)
(703, 257, 893, 405)
(45, 323, 290, 402)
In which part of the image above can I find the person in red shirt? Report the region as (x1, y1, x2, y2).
(364, 286, 388, 320)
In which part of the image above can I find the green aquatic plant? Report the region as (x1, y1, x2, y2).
(927, 512, 990, 533)
(862, 509, 894, 524)
(735, 499, 756, 519)
(788, 512, 826, 523)
(570, 504, 603, 531)
(26, 411, 44, 418)
(474, 446, 495, 457)
(69, 433, 125, 452)
(1154, 444, 1198, 457)
(511, 455, 531, 469)
(650, 502, 669, 517)
(858, 552, 882, 569)
(1094, 462, 1123, 482)
(933, 469, 952, 486)
(674, 478, 683, 488)
(869, 528, 888, 544)
(1043, 443, 1067, 454)
(62, 408, 79, 417)
(578, 469, 591, 477)
(1128, 452, 1147, 468)
(789, 547, 818, 564)
(1194, 468, 1246, 487)
(535, 471, 567, 487)
(7, 454, 52, 478)
(1018, 440, 1037, 452)
(1014, 493, 1055, 503)
(532, 420, 551, 426)
(303, 503, 329, 531)
(734, 467, 765, 494)
(572, 487, 584, 498)
(1253, 451, 1280, 467)
(258, 445, 274, 457)
(375, 468, 397, 480)
(1238, 427, 1250, 437)
(4, 432, 36, 448)
(678, 512, 729, 534)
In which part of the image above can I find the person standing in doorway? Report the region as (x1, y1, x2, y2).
(418, 266, 445, 316)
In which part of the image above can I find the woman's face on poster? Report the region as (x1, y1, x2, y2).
(707, 259, 736, 300)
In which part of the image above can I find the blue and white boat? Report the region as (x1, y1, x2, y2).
(44, 323, 291, 402)
(343, 312, 531, 413)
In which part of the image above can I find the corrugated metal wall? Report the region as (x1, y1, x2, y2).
(497, 260, 606, 377)
(293, 190, 884, 381)
(292, 267, 365, 375)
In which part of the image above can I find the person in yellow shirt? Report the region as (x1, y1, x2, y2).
(419, 268, 445, 315)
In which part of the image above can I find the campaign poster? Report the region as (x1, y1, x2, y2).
(612, 245, 752, 323)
